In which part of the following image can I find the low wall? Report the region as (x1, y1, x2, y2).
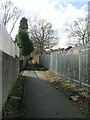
(0, 51, 2, 119)
(0, 24, 20, 118)
(1, 51, 19, 106)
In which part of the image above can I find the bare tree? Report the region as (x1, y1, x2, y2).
(29, 18, 58, 53)
(66, 17, 88, 45)
(0, 0, 23, 35)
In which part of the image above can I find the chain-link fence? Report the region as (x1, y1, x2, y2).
(40, 43, 90, 87)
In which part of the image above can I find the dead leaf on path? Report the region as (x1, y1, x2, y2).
(55, 86, 59, 89)
(69, 96, 79, 102)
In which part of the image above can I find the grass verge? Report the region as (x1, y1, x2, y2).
(37, 67, 90, 118)
(2, 72, 25, 118)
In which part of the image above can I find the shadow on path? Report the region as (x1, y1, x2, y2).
(25, 63, 47, 71)
(23, 63, 87, 118)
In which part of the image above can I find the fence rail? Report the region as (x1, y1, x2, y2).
(40, 43, 90, 87)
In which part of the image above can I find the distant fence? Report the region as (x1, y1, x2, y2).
(40, 43, 90, 87)
(0, 23, 20, 117)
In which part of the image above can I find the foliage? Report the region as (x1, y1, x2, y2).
(19, 17, 28, 31)
(15, 17, 34, 57)
(18, 30, 33, 56)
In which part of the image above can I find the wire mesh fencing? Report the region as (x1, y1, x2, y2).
(39, 43, 90, 87)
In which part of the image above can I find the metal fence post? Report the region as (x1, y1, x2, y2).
(88, 44, 90, 114)
(88, 1, 90, 114)
(50, 52, 52, 71)
(56, 52, 57, 74)
(88, 50, 90, 85)
(0, 23, 2, 120)
(79, 48, 81, 86)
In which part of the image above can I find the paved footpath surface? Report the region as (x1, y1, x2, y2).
(23, 64, 87, 118)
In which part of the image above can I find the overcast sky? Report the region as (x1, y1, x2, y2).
(8, 0, 89, 48)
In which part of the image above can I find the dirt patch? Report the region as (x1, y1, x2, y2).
(2, 73, 25, 118)
(37, 69, 90, 118)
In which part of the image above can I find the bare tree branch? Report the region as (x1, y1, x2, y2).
(0, 0, 23, 35)
(28, 18, 58, 53)
(9, 9, 23, 35)
(66, 17, 88, 45)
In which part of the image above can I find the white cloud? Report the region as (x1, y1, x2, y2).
(63, 3, 87, 24)
(5, 0, 88, 47)
(56, 32, 80, 49)
(57, 0, 89, 2)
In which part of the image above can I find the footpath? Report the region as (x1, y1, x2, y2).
(23, 64, 87, 118)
